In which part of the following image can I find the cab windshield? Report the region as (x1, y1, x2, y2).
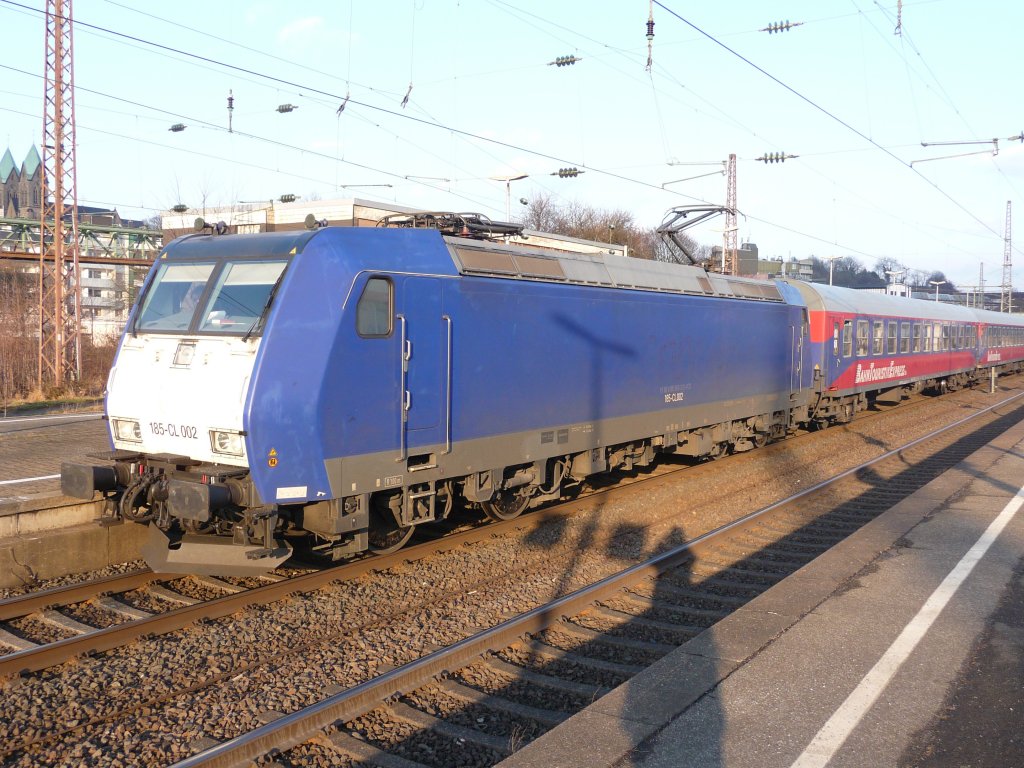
(135, 259, 289, 335)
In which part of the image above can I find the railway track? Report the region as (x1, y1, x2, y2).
(0, 381, 989, 681)
(163, 392, 1024, 768)
(2, 384, 1022, 766)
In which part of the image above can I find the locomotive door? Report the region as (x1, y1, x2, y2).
(398, 277, 446, 461)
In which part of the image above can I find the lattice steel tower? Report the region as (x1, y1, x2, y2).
(1000, 201, 1012, 313)
(723, 153, 738, 275)
(38, 0, 81, 388)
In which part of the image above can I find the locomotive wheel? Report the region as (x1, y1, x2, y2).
(481, 487, 531, 521)
(706, 442, 728, 461)
(367, 495, 414, 554)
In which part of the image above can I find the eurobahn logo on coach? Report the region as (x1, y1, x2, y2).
(854, 361, 908, 384)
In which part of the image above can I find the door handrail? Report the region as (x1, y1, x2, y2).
(443, 314, 453, 455)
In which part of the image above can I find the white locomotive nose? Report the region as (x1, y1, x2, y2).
(107, 334, 256, 468)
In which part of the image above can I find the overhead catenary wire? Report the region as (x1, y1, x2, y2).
(653, 1, 1014, 250)
(0, 0, 1004, 265)
(481, 0, 1009, 256)
(0, 2, 715, 210)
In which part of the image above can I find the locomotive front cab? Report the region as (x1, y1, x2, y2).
(62, 233, 302, 574)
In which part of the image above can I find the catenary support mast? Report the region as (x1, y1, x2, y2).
(724, 153, 738, 275)
(1000, 201, 1012, 313)
(38, 0, 81, 388)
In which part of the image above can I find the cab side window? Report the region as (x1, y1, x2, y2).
(356, 277, 393, 337)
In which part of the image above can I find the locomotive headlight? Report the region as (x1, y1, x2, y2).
(112, 418, 142, 443)
(210, 429, 244, 456)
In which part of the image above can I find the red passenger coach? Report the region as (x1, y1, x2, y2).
(789, 281, 1024, 427)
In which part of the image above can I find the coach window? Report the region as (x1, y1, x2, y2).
(923, 324, 932, 352)
(886, 322, 897, 354)
(856, 320, 869, 356)
(942, 324, 950, 351)
(913, 323, 922, 352)
(900, 322, 910, 353)
(356, 277, 393, 337)
(872, 321, 884, 355)
(843, 320, 853, 357)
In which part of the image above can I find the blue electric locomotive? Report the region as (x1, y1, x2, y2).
(61, 212, 1024, 574)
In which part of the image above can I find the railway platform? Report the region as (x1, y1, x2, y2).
(0, 412, 144, 586)
(501, 417, 1024, 767)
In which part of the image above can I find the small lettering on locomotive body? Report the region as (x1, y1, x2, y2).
(149, 421, 198, 439)
(661, 382, 691, 404)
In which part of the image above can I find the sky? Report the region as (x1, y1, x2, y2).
(0, 0, 1021, 288)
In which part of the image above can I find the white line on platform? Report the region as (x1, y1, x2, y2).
(790, 483, 1024, 768)
(0, 413, 100, 424)
(0, 474, 60, 486)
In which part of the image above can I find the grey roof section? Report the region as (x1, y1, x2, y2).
(789, 280, 1024, 326)
(0, 148, 15, 183)
(445, 236, 783, 303)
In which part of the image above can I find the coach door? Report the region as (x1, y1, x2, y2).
(397, 277, 449, 464)
(790, 312, 806, 397)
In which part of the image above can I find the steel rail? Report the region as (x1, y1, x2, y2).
(0, 570, 158, 621)
(170, 390, 1024, 768)
(2, 387, 1021, 680)
(0, 486, 623, 679)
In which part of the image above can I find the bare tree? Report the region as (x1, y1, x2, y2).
(518, 194, 708, 261)
(0, 265, 39, 401)
(519, 193, 561, 232)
